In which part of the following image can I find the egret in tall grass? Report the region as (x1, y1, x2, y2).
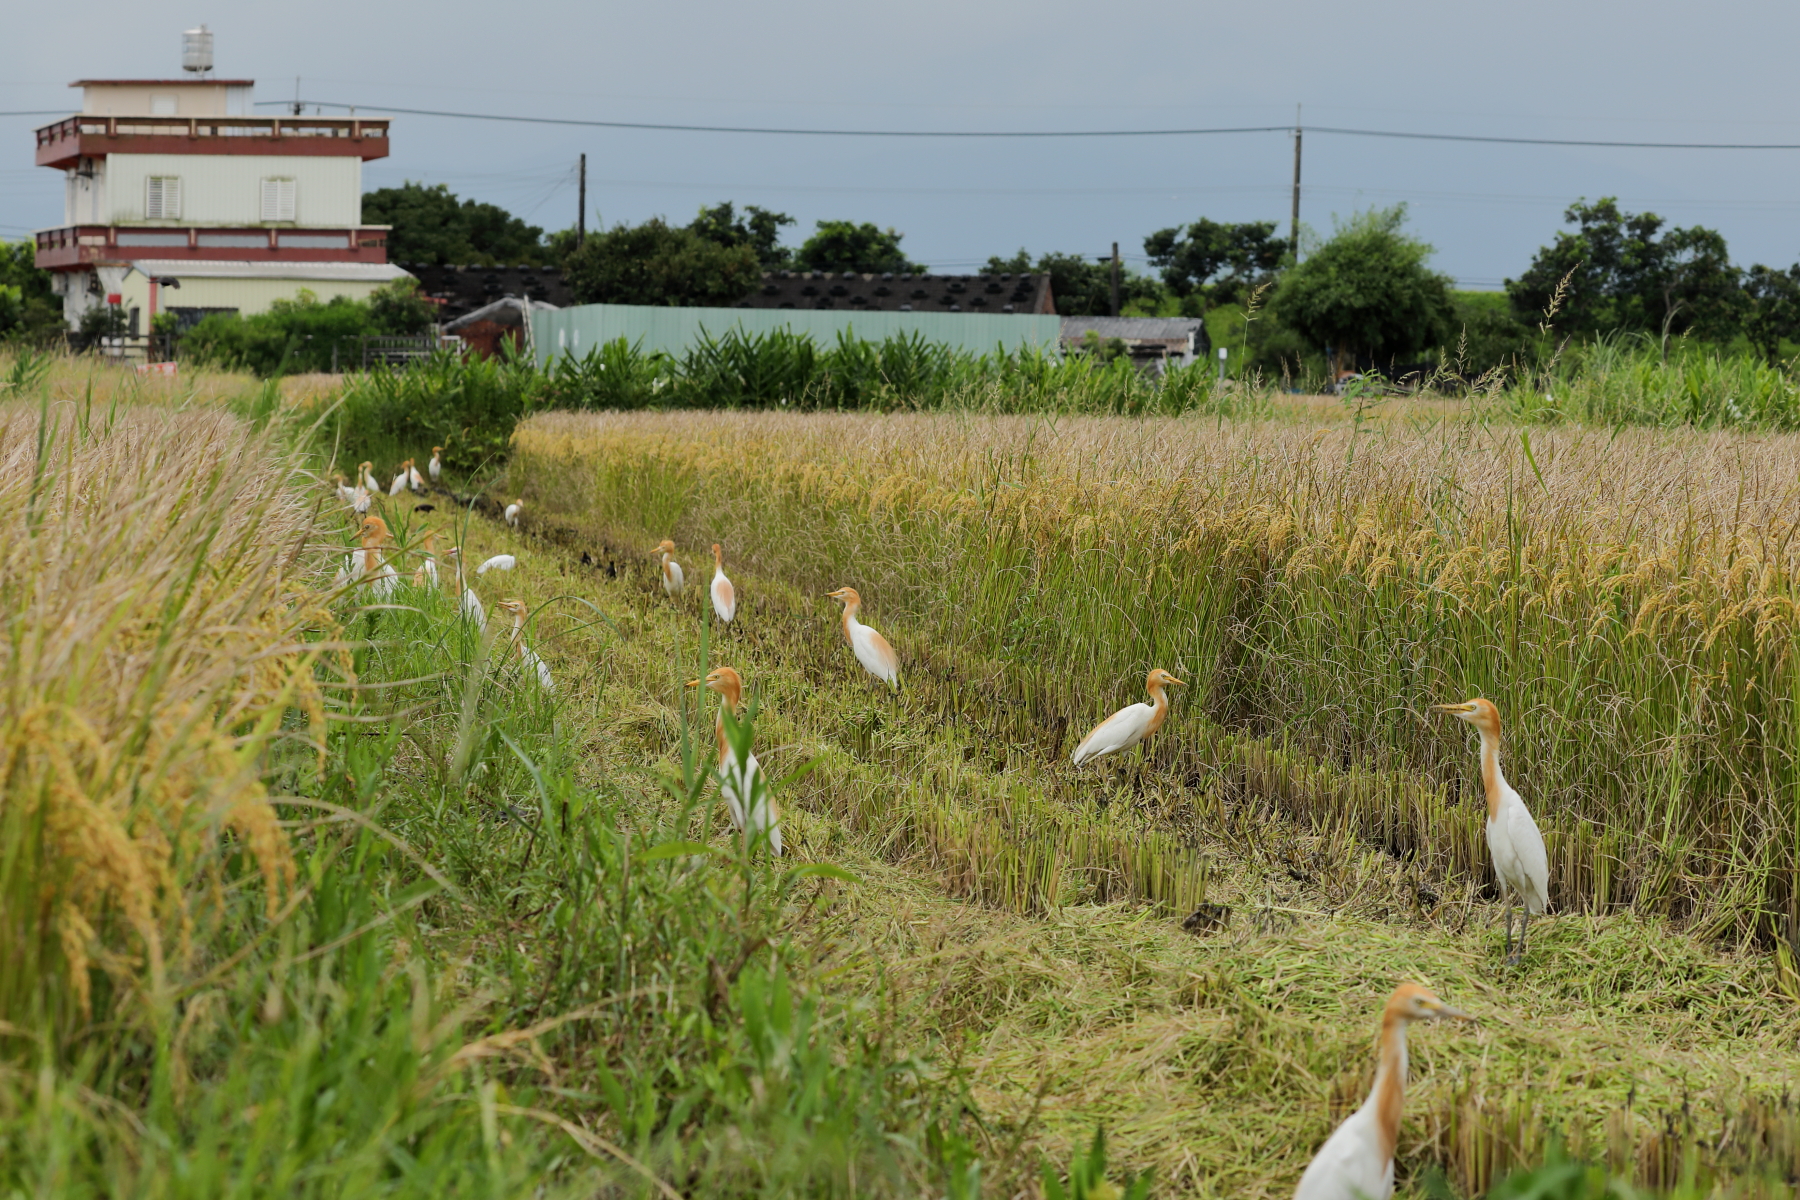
(1071, 669, 1184, 767)
(356, 515, 400, 598)
(686, 666, 781, 855)
(428, 447, 443, 483)
(412, 528, 440, 589)
(332, 472, 357, 506)
(1432, 698, 1549, 965)
(655, 540, 685, 596)
(709, 543, 736, 623)
(353, 484, 371, 515)
(360, 461, 381, 494)
(1293, 983, 1475, 1200)
(388, 461, 411, 497)
(445, 546, 486, 628)
(477, 553, 516, 575)
(495, 599, 553, 690)
(505, 498, 523, 528)
(826, 587, 899, 689)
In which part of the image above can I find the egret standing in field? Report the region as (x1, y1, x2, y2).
(408, 459, 427, 492)
(388, 461, 411, 497)
(826, 587, 899, 689)
(504, 498, 523, 528)
(445, 546, 486, 628)
(477, 553, 516, 575)
(412, 528, 440, 589)
(1071, 669, 1185, 767)
(356, 515, 400, 598)
(495, 598, 553, 690)
(332, 472, 357, 506)
(655, 540, 686, 597)
(1432, 698, 1550, 966)
(709, 543, 737, 624)
(686, 666, 781, 855)
(360, 461, 381, 494)
(1293, 983, 1475, 1200)
(428, 447, 443, 483)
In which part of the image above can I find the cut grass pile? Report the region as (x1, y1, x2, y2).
(511, 410, 1800, 957)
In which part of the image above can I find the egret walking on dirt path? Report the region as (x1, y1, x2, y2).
(710, 543, 736, 623)
(1071, 669, 1184, 767)
(687, 666, 781, 855)
(826, 587, 899, 689)
(1431, 698, 1549, 966)
(1293, 983, 1474, 1200)
(655, 540, 686, 596)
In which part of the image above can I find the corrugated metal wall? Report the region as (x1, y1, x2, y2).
(531, 303, 1062, 365)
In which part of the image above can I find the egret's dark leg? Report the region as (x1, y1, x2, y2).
(1515, 909, 1532, 965)
(1502, 896, 1515, 961)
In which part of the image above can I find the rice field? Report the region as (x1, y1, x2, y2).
(9, 342, 1800, 1197)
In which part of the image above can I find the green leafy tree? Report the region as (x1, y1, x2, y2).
(562, 218, 761, 307)
(1742, 263, 1800, 363)
(1269, 205, 1454, 368)
(1142, 218, 1286, 313)
(690, 202, 795, 267)
(0, 240, 65, 339)
(1506, 197, 1744, 341)
(362, 182, 551, 266)
(367, 277, 435, 335)
(795, 221, 926, 275)
(983, 249, 1161, 316)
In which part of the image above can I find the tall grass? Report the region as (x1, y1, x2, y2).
(1495, 335, 1800, 428)
(512, 409, 1800, 951)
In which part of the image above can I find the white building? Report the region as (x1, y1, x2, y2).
(33, 35, 408, 332)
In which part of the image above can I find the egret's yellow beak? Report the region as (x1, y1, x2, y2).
(1429, 701, 1476, 715)
(685, 678, 701, 688)
(1167, 676, 1187, 687)
(1426, 999, 1476, 1021)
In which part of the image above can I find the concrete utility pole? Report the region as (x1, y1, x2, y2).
(577, 154, 587, 249)
(1110, 242, 1121, 316)
(1290, 104, 1302, 260)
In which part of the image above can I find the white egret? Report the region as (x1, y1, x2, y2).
(655, 539, 685, 596)
(504, 498, 523, 528)
(826, 586, 899, 689)
(495, 599, 553, 690)
(686, 666, 781, 855)
(1071, 669, 1184, 767)
(477, 554, 516, 575)
(428, 446, 443, 483)
(709, 543, 736, 623)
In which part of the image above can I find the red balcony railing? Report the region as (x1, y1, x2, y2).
(35, 224, 390, 270)
(35, 115, 390, 168)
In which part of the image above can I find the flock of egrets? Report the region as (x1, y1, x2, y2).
(333, 456, 1554, 1200)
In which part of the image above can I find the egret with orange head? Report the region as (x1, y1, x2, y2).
(686, 666, 781, 855)
(1070, 669, 1184, 767)
(709, 543, 736, 623)
(655, 539, 685, 596)
(826, 587, 898, 688)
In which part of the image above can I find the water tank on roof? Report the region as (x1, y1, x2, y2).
(181, 26, 214, 75)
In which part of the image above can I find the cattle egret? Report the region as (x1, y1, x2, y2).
(655, 539, 685, 596)
(361, 461, 381, 494)
(332, 472, 357, 505)
(686, 666, 781, 855)
(408, 462, 426, 492)
(412, 529, 439, 589)
(1071, 669, 1184, 767)
(388, 461, 411, 497)
(826, 586, 899, 688)
(1432, 698, 1550, 965)
(428, 447, 443, 482)
(1293, 984, 1475, 1200)
(477, 554, 516, 575)
(445, 546, 485, 628)
(504, 499, 523, 528)
(356, 515, 400, 598)
(353, 485, 370, 515)
(495, 599, 553, 690)
(709, 543, 737, 623)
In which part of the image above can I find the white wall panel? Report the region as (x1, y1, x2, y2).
(104, 154, 362, 226)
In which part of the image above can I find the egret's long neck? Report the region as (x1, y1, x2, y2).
(1478, 728, 1505, 820)
(841, 602, 859, 642)
(509, 609, 524, 645)
(1144, 683, 1171, 733)
(1364, 1015, 1410, 1166)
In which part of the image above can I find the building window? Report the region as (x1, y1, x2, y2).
(260, 178, 297, 222)
(145, 176, 181, 220)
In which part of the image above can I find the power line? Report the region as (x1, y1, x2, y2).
(255, 99, 1800, 149)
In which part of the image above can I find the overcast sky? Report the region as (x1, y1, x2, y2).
(7, 0, 1800, 290)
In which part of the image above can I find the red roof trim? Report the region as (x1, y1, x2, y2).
(71, 79, 257, 87)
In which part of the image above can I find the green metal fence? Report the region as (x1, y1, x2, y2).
(530, 302, 1062, 365)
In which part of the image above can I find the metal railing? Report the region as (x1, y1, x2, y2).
(36, 114, 390, 148)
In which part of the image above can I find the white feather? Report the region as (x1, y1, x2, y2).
(1489, 781, 1550, 915)
(1071, 702, 1157, 766)
(661, 556, 685, 595)
(711, 566, 736, 623)
(717, 749, 781, 856)
(388, 472, 408, 497)
(477, 554, 516, 575)
(504, 502, 522, 527)
(1292, 1105, 1394, 1200)
(461, 586, 486, 628)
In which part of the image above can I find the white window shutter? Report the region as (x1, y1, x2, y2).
(146, 176, 180, 220)
(261, 178, 296, 222)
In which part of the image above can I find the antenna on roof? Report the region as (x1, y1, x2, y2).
(181, 25, 214, 76)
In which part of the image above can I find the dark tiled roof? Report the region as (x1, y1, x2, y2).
(1060, 316, 1205, 343)
(736, 270, 1055, 315)
(401, 263, 575, 321)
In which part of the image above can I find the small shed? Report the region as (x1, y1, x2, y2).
(1060, 316, 1210, 371)
(443, 296, 559, 358)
